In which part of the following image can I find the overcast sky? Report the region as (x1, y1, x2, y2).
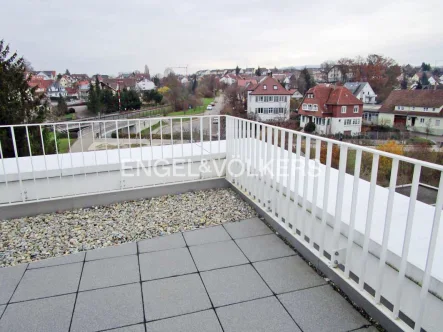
(2, 0, 442, 76)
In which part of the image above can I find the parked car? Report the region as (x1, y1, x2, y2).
(206, 105, 213, 110)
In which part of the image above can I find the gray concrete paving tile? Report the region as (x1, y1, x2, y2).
(278, 285, 368, 332)
(142, 274, 211, 321)
(139, 247, 196, 281)
(79, 255, 139, 291)
(236, 234, 295, 262)
(86, 242, 137, 261)
(253, 256, 327, 294)
(189, 240, 248, 271)
(11, 263, 82, 302)
(28, 252, 85, 269)
(0, 294, 75, 332)
(102, 324, 145, 332)
(138, 233, 186, 253)
(71, 283, 144, 332)
(201, 264, 272, 307)
(216, 296, 301, 332)
(145, 310, 223, 332)
(223, 217, 272, 239)
(183, 225, 231, 246)
(0, 264, 27, 304)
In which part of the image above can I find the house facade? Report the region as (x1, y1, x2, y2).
(344, 82, 377, 104)
(247, 75, 292, 121)
(32, 71, 56, 80)
(135, 79, 156, 91)
(47, 81, 67, 98)
(298, 84, 363, 135)
(378, 90, 443, 135)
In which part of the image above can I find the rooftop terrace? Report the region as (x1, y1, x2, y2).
(1, 115, 443, 331)
(0, 217, 375, 332)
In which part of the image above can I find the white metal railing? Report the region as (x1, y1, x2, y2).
(2, 115, 443, 331)
(0, 115, 226, 204)
(225, 116, 443, 332)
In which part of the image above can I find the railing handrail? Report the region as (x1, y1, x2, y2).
(229, 116, 443, 172)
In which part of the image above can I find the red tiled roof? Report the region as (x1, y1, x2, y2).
(298, 84, 362, 114)
(237, 79, 257, 87)
(249, 76, 293, 95)
(379, 90, 443, 117)
(28, 79, 54, 90)
(326, 86, 363, 106)
(65, 87, 77, 95)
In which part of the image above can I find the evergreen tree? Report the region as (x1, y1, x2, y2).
(400, 74, 408, 90)
(191, 75, 198, 94)
(255, 66, 262, 76)
(0, 39, 51, 158)
(421, 62, 431, 72)
(87, 82, 99, 113)
(65, 69, 70, 75)
(56, 95, 68, 116)
(235, 66, 240, 75)
(421, 73, 430, 86)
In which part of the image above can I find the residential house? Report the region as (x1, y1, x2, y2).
(220, 74, 240, 85)
(237, 78, 257, 88)
(244, 68, 255, 75)
(298, 84, 363, 135)
(327, 66, 353, 83)
(78, 81, 90, 100)
(247, 75, 292, 121)
(28, 78, 54, 95)
(70, 74, 89, 82)
(32, 71, 56, 80)
(47, 81, 67, 98)
(309, 68, 324, 83)
(135, 79, 156, 91)
(65, 87, 79, 99)
(288, 89, 303, 99)
(344, 82, 377, 104)
(378, 90, 443, 135)
(59, 75, 71, 88)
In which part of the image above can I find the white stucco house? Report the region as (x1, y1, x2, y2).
(344, 82, 377, 104)
(220, 74, 238, 85)
(47, 81, 67, 98)
(247, 75, 292, 121)
(135, 79, 156, 91)
(378, 90, 443, 135)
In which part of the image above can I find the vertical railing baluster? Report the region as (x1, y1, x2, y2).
(301, 136, 311, 240)
(39, 125, 51, 198)
(78, 123, 86, 180)
(260, 124, 266, 206)
(286, 132, 294, 229)
(266, 125, 272, 210)
(0, 141, 11, 204)
(374, 158, 399, 301)
(170, 118, 174, 161)
(393, 164, 421, 317)
(218, 116, 221, 161)
(309, 139, 321, 247)
(26, 126, 38, 200)
(345, 149, 363, 278)
(414, 171, 443, 331)
(294, 134, 302, 233)
(160, 119, 163, 159)
(319, 141, 332, 256)
(272, 127, 278, 216)
(190, 116, 193, 158)
(138, 119, 143, 161)
(359, 153, 379, 290)
(332, 145, 348, 251)
(180, 118, 184, 158)
(150, 119, 153, 162)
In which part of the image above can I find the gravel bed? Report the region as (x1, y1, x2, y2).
(0, 188, 257, 268)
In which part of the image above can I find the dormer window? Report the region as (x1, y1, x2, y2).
(263, 85, 267, 90)
(273, 85, 277, 90)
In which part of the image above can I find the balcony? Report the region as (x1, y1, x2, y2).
(1, 115, 442, 331)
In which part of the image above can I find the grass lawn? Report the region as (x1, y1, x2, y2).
(140, 120, 166, 136)
(167, 97, 214, 116)
(57, 138, 76, 153)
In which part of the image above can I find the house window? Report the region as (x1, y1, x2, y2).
(341, 106, 347, 113)
(420, 118, 425, 123)
(274, 96, 279, 102)
(302, 104, 307, 110)
(424, 107, 428, 111)
(321, 118, 325, 125)
(273, 85, 277, 90)
(436, 120, 440, 126)
(263, 85, 267, 90)
(353, 106, 359, 113)
(308, 104, 312, 110)
(313, 104, 318, 111)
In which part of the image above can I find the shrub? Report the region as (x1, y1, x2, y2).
(304, 121, 316, 133)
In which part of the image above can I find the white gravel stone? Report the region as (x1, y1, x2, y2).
(0, 189, 257, 267)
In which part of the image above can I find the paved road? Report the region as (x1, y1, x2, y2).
(70, 95, 224, 152)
